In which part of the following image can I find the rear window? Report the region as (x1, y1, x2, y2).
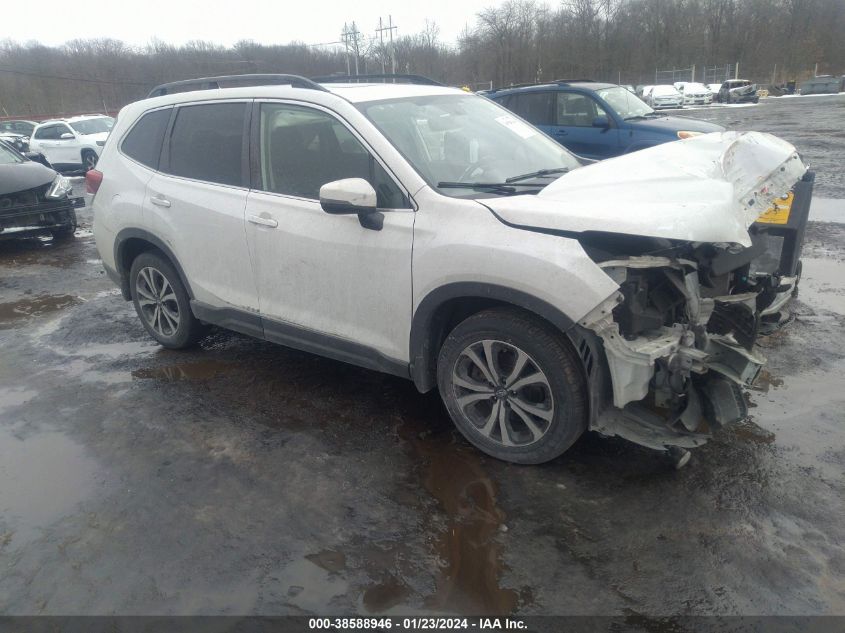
(165, 103, 246, 187)
(121, 109, 171, 169)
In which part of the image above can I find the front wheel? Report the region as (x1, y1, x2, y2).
(129, 251, 205, 349)
(436, 308, 588, 464)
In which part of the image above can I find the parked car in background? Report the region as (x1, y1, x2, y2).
(28, 115, 114, 172)
(0, 139, 82, 241)
(0, 131, 29, 153)
(799, 75, 842, 95)
(643, 84, 684, 109)
(486, 80, 722, 160)
(707, 83, 723, 94)
(91, 73, 810, 467)
(674, 82, 713, 105)
(0, 119, 38, 137)
(715, 80, 759, 103)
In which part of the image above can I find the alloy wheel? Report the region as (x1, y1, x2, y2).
(136, 266, 180, 337)
(451, 339, 555, 447)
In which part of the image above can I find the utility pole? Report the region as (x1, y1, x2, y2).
(376, 16, 398, 75)
(341, 22, 362, 75)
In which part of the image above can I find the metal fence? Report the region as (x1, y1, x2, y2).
(703, 63, 739, 86)
(655, 67, 694, 85)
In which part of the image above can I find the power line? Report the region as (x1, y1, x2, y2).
(0, 65, 148, 86)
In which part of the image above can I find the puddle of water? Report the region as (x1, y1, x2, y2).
(391, 409, 520, 616)
(271, 557, 349, 612)
(0, 426, 100, 546)
(0, 387, 38, 415)
(363, 574, 411, 612)
(306, 549, 347, 574)
(0, 238, 86, 267)
(132, 359, 237, 381)
(799, 257, 845, 315)
(0, 294, 81, 329)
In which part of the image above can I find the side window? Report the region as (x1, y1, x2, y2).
(257, 103, 409, 209)
(556, 93, 606, 127)
(121, 108, 171, 169)
(507, 92, 554, 126)
(57, 124, 74, 139)
(35, 125, 59, 140)
(166, 103, 246, 187)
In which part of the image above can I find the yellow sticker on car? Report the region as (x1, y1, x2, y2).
(757, 192, 793, 225)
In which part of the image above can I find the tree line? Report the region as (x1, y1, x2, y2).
(1, 0, 842, 117)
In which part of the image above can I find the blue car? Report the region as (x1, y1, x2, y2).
(485, 80, 724, 160)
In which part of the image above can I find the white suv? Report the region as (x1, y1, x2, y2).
(29, 115, 114, 172)
(90, 74, 811, 466)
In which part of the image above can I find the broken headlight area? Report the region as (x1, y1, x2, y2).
(576, 237, 780, 452)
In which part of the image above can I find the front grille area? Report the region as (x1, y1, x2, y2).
(0, 183, 75, 233)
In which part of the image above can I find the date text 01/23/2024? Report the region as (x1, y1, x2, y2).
(308, 617, 527, 630)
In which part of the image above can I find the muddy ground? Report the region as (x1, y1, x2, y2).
(1, 96, 844, 618)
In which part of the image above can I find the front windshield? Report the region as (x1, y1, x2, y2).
(594, 86, 653, 119)
(0, 141, 24, 164)
(69, 117, 114, 135)
(358, 94, 582, 197)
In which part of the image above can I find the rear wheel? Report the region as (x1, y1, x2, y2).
(436, 307, 588, 464)
(129, 251, 205, 349)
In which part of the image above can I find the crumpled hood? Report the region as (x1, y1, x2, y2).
(482, 131, 807, 247)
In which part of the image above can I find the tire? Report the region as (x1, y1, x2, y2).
(81, 149, 98, 172)
(129, 251, 205, 349)
(436, 307, 588, 464)
(50, 211, 77, 241)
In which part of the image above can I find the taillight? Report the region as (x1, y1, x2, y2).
(85, 168, 103, 194)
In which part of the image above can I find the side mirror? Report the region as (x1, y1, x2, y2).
(319, 178, 383, 231)
(60, 132, 75, 140)
(592, 116, 610, 129)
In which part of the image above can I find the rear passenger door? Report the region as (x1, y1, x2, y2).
(243, 101, 414, 366)
(144, 101, 259, 313)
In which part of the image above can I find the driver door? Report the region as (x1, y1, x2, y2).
(244, 102, 415, 367)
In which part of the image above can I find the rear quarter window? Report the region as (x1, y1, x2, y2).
(121, 108, 172, 169)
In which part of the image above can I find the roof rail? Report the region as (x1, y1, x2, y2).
(551, 78, 597, 84)
(146, 74, 329, 98)
(311, 73, 443, 86)
(485, 78, 598, 93)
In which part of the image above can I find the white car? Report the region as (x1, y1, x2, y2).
(674, 82, 713, 105)
(90, 74, 809, 466)
(644, 85, 684, 109)
(29, 115, 114, 172)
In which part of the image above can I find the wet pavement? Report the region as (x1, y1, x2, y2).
(1, 100, 844, 617)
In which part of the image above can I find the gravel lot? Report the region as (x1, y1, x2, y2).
(1, 96, 843, 619)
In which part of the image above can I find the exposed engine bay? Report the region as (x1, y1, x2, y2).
(574, 180, 812, 453)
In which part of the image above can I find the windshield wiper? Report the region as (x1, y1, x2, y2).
(437, 181, 542, 195)
(505, 167, 569, 183)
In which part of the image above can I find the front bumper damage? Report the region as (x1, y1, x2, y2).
(578, 261, 765, 452)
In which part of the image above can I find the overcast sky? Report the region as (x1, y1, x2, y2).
(3, 0, 496, 49)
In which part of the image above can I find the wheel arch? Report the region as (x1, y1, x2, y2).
(114, 228, 194, 301)
(409, 282, 578, 393)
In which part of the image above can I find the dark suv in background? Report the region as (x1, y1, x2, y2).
(484, 80, 723, 160)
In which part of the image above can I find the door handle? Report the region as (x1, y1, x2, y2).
(554, 130, 568, 137)
(248, 214, 278, 228)
(150, 195, 171, 208)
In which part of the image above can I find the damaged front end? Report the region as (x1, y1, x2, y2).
(576, 245, 770, 452)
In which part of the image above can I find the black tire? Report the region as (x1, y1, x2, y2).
(129, 251, 205, 349)
(81, 149, 98, 172)
(436, 307, 588, 464)
(50, 212, 77, 241)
